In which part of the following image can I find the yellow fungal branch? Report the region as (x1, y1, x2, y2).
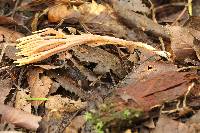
(14, 28, 170, 66)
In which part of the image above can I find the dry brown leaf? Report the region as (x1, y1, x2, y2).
(152, 116, 195, 133)
(47, 70, 89, 99)
(0, 27, 23, 61)
(110, 0, 169, 39)
(69, 57, 98, 82)
(167, 26, 197, 61)
(184, 16, 200, 31)
(187, 28, 200, 61)
(110, 0, 150, 14)
(0, 104, 42, 131)
(27, 68, 53, 106)
(0, 16, 18, 25)
(48, 81, 60, 94)
(45, 95, 87, 112)
(14, 28, 170, 66)
(72, 45, 126, 78)
(0, 78, 12, 104)
(155, 4, 188, 24)
(186, 111, 200, 132)
(15, 90, 31, 113)
(0, 26, 24, 42)
(166, 25, 200, 62)
(64, 115, 86, 133)
(0, 43, 21, 60)
(48, 4, 80, 23)
(48, 1, 138, 40)
(78, 1, 138, 40)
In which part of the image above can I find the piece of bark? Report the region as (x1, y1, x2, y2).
(111, 71, 198, 111)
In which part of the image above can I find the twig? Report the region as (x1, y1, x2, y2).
(0, 43, 8, 63)
(183, 82, 194, 107)
(188, 0, 193, 16)
(171, 6, 187, 26)
(148, 0, 157, 23)
(11, 0, 20, 18)
(159, 37, 165, 51)
(155, 3, 186, 11)
(177, 66, 200, 71)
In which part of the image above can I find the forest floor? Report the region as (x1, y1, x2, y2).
(1, 0, 200, 133)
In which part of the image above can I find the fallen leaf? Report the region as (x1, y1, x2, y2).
(64, 115, 86, 133)
(184, 16, 200, 31)
(143, 118, 155, 129)
(155, 4, 188, 24)
(45, 95, 87, 113)
(0, 26, 24, 42)
(15, 90, 31, 113)
(72, 45, 127, 78)
(78, 1, 138, 40)
(38, 105, 77, 133)
(48, 4, 80, 23)
(110, 0, 150, 14)
(166, 26, 197, 61)
(48, 1, 138, 41)
(48, 81, 61, 94)
(186, 111, 200, 132)
(27, 68, 53, 106)
(110, 0, 169, 39)
(1, 43, 21, 60)
(0, 27, 23, 61)
(0, 78, 12, 104)
(152, 116, 195, 133)
(69, 57, 98, 82)
(0, 104, 42, 131)
(0, 16, 18, 25)
(47, 70, 89, 99)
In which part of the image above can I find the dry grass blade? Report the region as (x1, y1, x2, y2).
(14, 28, 171, 66)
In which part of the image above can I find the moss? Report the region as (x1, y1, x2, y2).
(84, 103, 143, 132)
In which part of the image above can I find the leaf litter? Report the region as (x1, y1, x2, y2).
(1, 0, 200, 132)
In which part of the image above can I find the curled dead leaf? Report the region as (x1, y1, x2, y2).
(0, 104, 41, 131)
